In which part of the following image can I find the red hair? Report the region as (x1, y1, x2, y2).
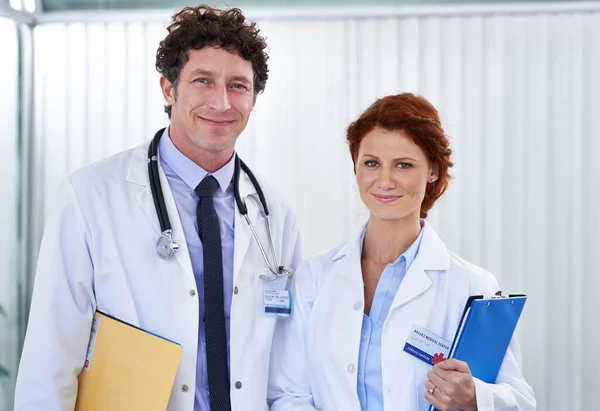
(346, 93, 454, 218)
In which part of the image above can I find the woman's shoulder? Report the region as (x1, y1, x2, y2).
(445, 250, 501, 295)
(294, 238, 354, 289)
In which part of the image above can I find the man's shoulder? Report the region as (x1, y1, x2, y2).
(68, 141, 148, 190)
(249, 170, 296, 216)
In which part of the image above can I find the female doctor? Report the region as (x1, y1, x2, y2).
(268, 93, 536, 411)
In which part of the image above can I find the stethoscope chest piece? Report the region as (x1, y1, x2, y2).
(156, 229, 178, 260)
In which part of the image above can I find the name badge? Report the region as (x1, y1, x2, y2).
(403, 324, 451, 366)
(261, 275, 292, 319)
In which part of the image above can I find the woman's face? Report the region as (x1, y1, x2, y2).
(355, 127, 437, 222)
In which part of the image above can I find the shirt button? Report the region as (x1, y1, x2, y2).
(347, 364, 355, 373)
(358, 373, 363, 380)
(181, 384, 188, 392)
(204, 389, 210, 397)
(189, 290, 196, 297)
(308, 301, 313, 308)
(362, 333, 368, 341)
(235, 381, 242, 389)
(234, 286, 239, 295)
(354, 301, 362, 310)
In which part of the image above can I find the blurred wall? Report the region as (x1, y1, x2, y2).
(27, 5, 600, 410)
(0, 16, 20, 411)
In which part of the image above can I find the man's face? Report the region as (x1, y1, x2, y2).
(161, 46, 255, 157)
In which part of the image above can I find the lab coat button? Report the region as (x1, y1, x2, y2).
(189, 290, 196, 297)
(354, 301, 362, 310)
(235, 381, 242, 389)
(234, 286, 239, 295)
(181, 384, 189, 392)
(347, 364, 355, 373)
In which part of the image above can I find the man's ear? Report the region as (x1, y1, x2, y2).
(160, 76, 176, 105)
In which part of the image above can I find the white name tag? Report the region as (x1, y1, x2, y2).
(403, 324, 451, 366)
(263, 289, 292, 317)
(261, 275, 292, 319)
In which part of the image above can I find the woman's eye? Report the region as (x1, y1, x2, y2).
(364, 160, 378, 167)
(397, 162, 413, 169)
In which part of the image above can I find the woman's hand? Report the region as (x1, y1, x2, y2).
(424, 358, 478, 411)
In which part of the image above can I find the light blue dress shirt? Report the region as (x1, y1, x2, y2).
(357, 223, 425, 411)
(159, 128, 236, 411)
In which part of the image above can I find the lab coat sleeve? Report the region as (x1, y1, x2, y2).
(268, 260, 319, 411)
(472, 336, 536, 411)
(14, 179, 97, 411)
(469, 271, 537, 411)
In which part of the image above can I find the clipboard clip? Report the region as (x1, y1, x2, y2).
(490, 290, 527, 299)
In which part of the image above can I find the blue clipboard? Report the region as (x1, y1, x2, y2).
(428, 293, 527, 411)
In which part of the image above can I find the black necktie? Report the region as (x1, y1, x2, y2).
(195, 175, 231, 411)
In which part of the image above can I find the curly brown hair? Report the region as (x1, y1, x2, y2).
(155, 5, 269, 118)
(347, 93, 454, 219)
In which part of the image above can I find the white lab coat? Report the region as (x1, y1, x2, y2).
(14, 139, 303, 411)
(268, 221, 536, 411)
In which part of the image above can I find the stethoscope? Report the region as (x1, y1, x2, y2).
(147, 128, 292, 280)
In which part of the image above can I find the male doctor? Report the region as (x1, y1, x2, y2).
(15, 5, 302, 411)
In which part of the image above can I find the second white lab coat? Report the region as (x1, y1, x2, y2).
(268, 221, 535, 411)
(15, 138, 303, 411)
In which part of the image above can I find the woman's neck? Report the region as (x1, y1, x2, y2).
(362, 213, 422, 265)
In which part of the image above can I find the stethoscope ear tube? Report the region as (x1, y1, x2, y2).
(149, 130, 290, 277)
(148, 128, 171, 233)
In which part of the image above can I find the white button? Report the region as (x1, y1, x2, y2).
(354, 301, 362, 310)
(308, 301, 313, 308)
(347, 364, 355, 373)
(358, 373, 363, 380)
(204, 389, 210, 397)
(362, 333, 368, 341)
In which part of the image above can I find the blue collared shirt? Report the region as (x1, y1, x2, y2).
(357, 223, 424, 411)
(158, 128, 236, 411)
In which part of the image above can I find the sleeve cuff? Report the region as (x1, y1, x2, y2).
(473, 377, 495, 411)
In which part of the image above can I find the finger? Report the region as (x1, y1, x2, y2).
(425, 379, 436, 392)
(424, 390, 451, 411)
(437, 358, 470, 373)
(429, 365, 454, 385)
(427, 368, 450, 392)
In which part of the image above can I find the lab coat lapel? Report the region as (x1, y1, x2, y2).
(128, 141, 194, 280)
(390, 222, 450, 311)
(333, 222, 367, 289)
(233, 170, 259, 282)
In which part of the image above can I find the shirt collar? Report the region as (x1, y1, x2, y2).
(158, 127, 235, 194)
